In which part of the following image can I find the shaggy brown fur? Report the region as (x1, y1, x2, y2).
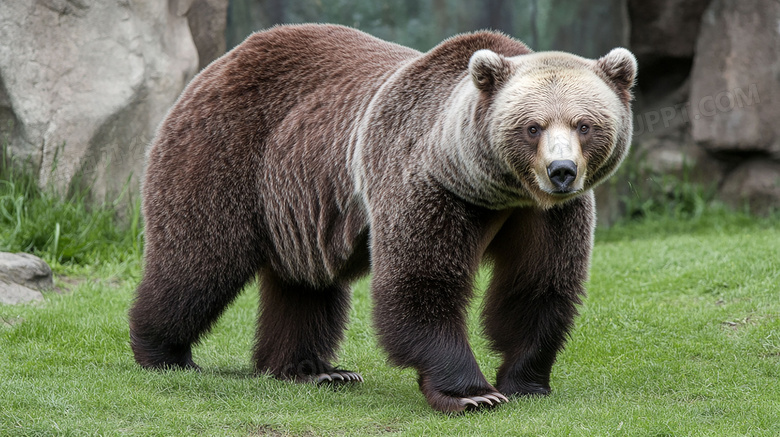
(129, 24, 636, 413)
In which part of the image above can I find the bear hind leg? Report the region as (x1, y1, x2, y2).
(253, 271, 361, 384)
(129, 252, 262, 371)
(129, 285, 199, 371)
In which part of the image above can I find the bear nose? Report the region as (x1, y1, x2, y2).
(547, 160, 578, 192)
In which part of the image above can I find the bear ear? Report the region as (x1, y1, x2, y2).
(469, 49, 512, 92)
(596, 48, 638, 103)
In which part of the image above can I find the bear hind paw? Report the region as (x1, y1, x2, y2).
(260, 362, 363, 385)
(497, 379, 551, 397)
(130, 330, 200, 371)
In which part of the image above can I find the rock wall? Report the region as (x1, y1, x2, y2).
(689, 0, 780, 214)
(0, 0, 227, 202)
(602, 0, 780, 221)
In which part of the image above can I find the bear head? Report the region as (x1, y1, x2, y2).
(468, 47, 637, 209)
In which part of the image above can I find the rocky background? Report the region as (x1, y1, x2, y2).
(0, 0, 228, 202)
(1, 0, 778, 223)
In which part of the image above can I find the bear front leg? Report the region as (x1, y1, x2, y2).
(370, 189, 508, 413)
(483, 193, 595, 397)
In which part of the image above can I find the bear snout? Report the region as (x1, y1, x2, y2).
(546, 160, 578, 192)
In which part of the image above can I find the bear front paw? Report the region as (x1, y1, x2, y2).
(419, 376, 509, 413)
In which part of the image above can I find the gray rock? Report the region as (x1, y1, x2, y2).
(628, 0, 710, 60)
(0, 282, 44, 305)
(187, 0, 229, 70)
(720, 160, 780, 216)
(630, 80, 725, 188)
(0, 252, 51, 305)
(0, 252, 53, 291)
(0, 0, 226, 202)
(689, 0, 780, 156)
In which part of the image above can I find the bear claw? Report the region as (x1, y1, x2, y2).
(470, 396, 492, 406)
(459, 397, 479, 408)
(459, 392, 509, 411)
(420, 374, 509, 413)
(485, 392, 509, 403)
(315, 370, 363, 384)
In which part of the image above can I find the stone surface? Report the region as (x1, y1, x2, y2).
(0, 282, 44, 305)
(632, 81, 726, 184)
(689, 0, 780, 156)
(187, 0, 229, 70)
(720, 160, 780, 215)
(628, 0, 711, 60)
(0, 252, 52, 305)
(0, 0, 206, 201)
(0, 252, 53, 291)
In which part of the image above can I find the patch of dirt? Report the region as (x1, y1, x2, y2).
(253, 425, 317, 437)
(720, 316, 754, 330)
(52, 275, 86, 294)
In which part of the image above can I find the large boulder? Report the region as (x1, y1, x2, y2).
(690, 0, 780, 156)
(0, 0, 226, 201)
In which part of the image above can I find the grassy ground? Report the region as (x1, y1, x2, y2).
(1, 165, 779, 435)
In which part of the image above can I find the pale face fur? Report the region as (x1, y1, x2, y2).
(442, 47, 637, 210)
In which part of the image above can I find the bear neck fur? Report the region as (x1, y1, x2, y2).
(351, 31, 535, 210)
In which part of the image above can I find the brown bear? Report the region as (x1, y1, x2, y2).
(129, 23, 636, 413)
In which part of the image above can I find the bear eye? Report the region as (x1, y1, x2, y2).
(578, 123, 590, 134)
(527, 125, 540, 137)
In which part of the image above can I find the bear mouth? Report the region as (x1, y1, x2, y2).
(545, 187, 583, 201)
(541, 184, 582, 196)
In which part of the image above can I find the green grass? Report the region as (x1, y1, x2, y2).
(1, 146, 143, 269)
(1, 160, 779, 435)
